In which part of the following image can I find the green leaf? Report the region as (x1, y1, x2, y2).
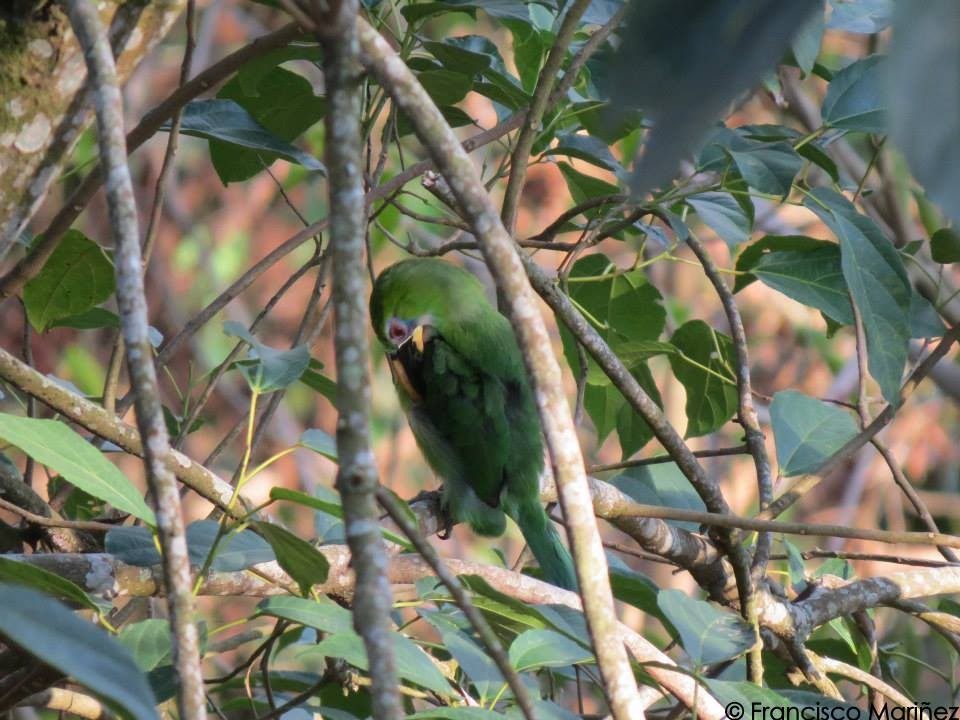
(235, 43, 324, 95)
(827, 0, 892, 33)
(508, 629, 592, 671)
(605, 0, 820, 194)
(770, 390, 859, 476)
(688, 192, 752, 248)
(269, 487, 414, 550)
(734, 234, 834, 292)
(889, 1, 960, 227)
(557, 162, 621, 203)
(805, 189, 911, 403)
(507, 19, 545, 93)
(423, 38, 494, 75)
(258, 595, 354, 632)
(791, 9, 824, 76)
(105, 527, 161, 566)
(299, 428, 337, 461)
(667, 320, 738, 437)
(47, 306, 118, 331)
(185, 520, 275, 572)
(656, 588, 754, 665)
(930, 227, 960, 263)
(0, 584, 158, 719)
(427, 624, 500, 702)
(175, 99, 323, 180)
(0, 416, 154, 525)
(458, 575, 550, 635)
(0, 556, 99, 612)
(223, 321, 311, 393)
(547, 133, 622, 173)
(308, 631, 453, 696)
(252, 521, 329, 595)
(405, 709, 502, 720)
(726, 140, 803, 198)
(909, 292, 945, 339)
(821, 55, 886, 133)
(752, 243, 853, 324)
(211, 66, 326, 183)
(23, 230, 115, 332)
(299, 361, 338, 404)
(417, 69, 473, 105)
(118, 619, 172, 672)
(611, 462, 707, 532)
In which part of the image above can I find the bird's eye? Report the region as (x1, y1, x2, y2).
(387, 319, 408, 343)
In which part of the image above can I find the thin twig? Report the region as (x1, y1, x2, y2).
(0, 497, 116, 532)
(61, 2, 206, 718)
(376, 487, 537, 720)
(588, 445, 750, 473)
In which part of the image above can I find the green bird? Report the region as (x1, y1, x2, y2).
(370, 258, 577, 590)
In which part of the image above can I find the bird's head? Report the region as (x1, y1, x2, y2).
(369, 258, 485, 353)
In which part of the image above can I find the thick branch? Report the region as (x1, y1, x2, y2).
(55, 6, 204, 717)
(319, 3, 402, 718)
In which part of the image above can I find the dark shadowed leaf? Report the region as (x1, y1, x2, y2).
(0, 584, 158, 719)
(299, 428, 338, 461)
(23, 230, 115, 332)
(791, 9, 824, 75)
(770, 391, 859, 476)
(930, 228, 960, 264)
(734, 235, 838, 293)
(726, 140, 803, 198)
(611, 463, 706, 532)
(547, 133, 622, 173)
(889, 1, 960, 227)
(667, 320, 738, 437)
(0, 416, 154, 525)
(174, 99, 323, 178)
(821, 55, 886, 133)
(753, 243, 853, 324)
(909, 292, 945, 339)
(186, 520, 276, 572)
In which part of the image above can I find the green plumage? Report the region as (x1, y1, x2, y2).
(370, 258, 576, 590)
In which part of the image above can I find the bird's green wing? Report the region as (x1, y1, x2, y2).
(393, 331, 511, 507)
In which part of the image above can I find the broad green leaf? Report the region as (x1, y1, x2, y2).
(821, 55, 886, 133)
(308, 631, 453, 696)
(458, 575, 551, 635)
(175, 99, 323, 178)
(300, 361, 338, 404)
(607, 563, 664, 619)
(791, 9, 824, 76)
(770, 390, 859, 476)
(805, 189, 910, 403)
(23, 230, 115, 332)
(211, 66, 326, 183)
(508, 629, 592, 671)
(258, 595, 354, 633)
(705, 679, 796, 712)
(406, 710, 503, 720)
(909, 292, 945, 339)
(440, 629, 501, 702)
(930, 227, 960, 264)
(396, 105, 474, 138)
(47, 307, 163, 346)
(827, 0, 892, 33)
(299, 428, 337, 461)
(584, 365, 661, 457)
(0, 556, 99, 612)
(417, 69, 473, 105)
(269, 487, 413, 550)
(235, 43, 324, 95)
(105, 527, 161, 566)
(547, 133, 622, 173)
(118, 619, 172, 672)
(889, 1, 960, 227)
(186, 520, 275, 572)
(726, 140, 803, 198)
(0, 584, 158, 719)
(605, 0, 819, 194)
(557, 162, 621, 204)
(667, 320, 738, 437)
(0, 416, 154, 525)
(224, 321, 311, 393)
(734, 234, 833, 292)
(753, 244, 853, 324)
(611, 463, 706, 532)
(657, 588, 754, 665)
(504, 19, 544, 93)
(252, 521, 330, 595)
(423, 38, 494, 75)
(688, 192, 752, 248)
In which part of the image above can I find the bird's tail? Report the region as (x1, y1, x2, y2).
(514, 501, 577, 591)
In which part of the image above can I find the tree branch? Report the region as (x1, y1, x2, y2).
(61, 2, 205, 717)
(355, 18, 645, 719)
